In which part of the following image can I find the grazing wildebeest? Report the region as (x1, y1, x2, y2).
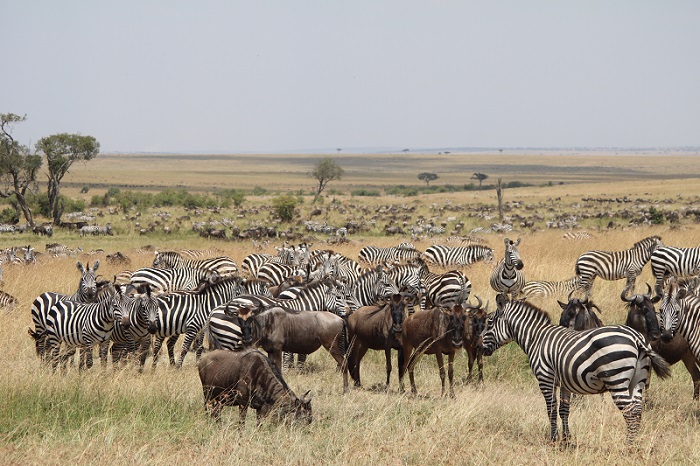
(346, 293, 409, 389)
(463, 296, 486, 383)
(198, 348, 312, 425)
(557, 291, 603, 331)
(249, 306, 349, 393)
(624, 286, 700, 399)
(399, 302, 471, 397)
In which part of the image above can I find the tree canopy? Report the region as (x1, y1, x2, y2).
(471, 172, 488, 187)
(417, 172, 439, 187)
(309, 157, 344, 202)
(36, 133, 100, 224)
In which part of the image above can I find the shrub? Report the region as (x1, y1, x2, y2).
(648, 206, 665, 225)
(252, 186, 268, 196)
(0, 207, 18, 224)
(351, 189, 381, 197)
(272, 194, 298, 222)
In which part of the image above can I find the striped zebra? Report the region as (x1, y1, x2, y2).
(206, 305, 253, 351)
(423, 244, 495, 268)
(386, 262, 426, 312)
(145, 277, 246, 368)
(341, 265, 398, 313)
(413, 258, 471, 309)
(358, 244, 422, 268)
(489, 238, 525, 300)
(153, 250, 239, 278)
(129, 267, 219, 293)
(179, 248, 225, 258)
(575, 235, 663, 296)
(479, 299, 671, 443)
(659, 280, 700, 363)
(309, 250, 362, 285)
(438, 235, 490, 247)
(521, 276, 582, 298)
(562, 231, 595, 241)
(651, 245, 700, 298)
(28, 261, 102, 361)
(256, 262, 306, 287)
(44, 283, 124, 370)
(0, 290, 18, 311)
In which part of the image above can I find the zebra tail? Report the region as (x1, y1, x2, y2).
(648, 349, 672, 380)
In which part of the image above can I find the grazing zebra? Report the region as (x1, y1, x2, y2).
(489, 238, 525, 300)
(28, 261, 102, 361)
(423, 244, 495, 268)
(413, 258, 471, 309)
(574, 235, 663, 297)
(659, 280, 700, 362)
(153, 250, 239, 278)
(79, 225, 100, 236)
(562, 231, 595, 241)
(44, 283, 124, 370)
(651, 245, 700, 298)
(358, 244, 422, 268)
(146, 277, 246, 368)
(521, 276, 582, 298)
(0, 290, 18, 311)
(129, 267, 219, 293)
(479, 299, 671, 443)
(438, 235, 490, 247)
(256, 262, 306, 287)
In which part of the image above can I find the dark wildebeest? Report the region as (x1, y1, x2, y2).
(463, 296, 486, 383)
(248, 306, 349, 393)
(206, 305, 254, 351)
(347, 293, 409, 389)
(557, 291, 604, 330)
(623, 286, 700, 399)
(198, 348, 312, 425)
(399, 302, 473, 397)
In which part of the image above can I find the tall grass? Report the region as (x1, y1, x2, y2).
(1, 223, 699, 464)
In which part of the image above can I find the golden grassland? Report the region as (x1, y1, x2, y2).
(1, 227, 700, 465)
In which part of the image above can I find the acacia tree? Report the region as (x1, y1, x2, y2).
(310, 157, 344, 202)
(0, 113, 42, 227)
(418, 172, 439, 187)
(36, 133, 100, 224)
(472, 172, 488, 188)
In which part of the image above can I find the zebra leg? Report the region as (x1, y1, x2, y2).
(283, 352, 294, 369)
(166, 336, 178, 366)
(559, 388, 572, 443)
(99, 341, 110, 367)
(176, 331, 197, 368)
(297, 353, 308, 370)
(137, 338, 151, 371)
(539, 382, 559, 442)
(624, 272, 638, 295)
(152, 336, 165, 369)
(194, 332, 205, 362)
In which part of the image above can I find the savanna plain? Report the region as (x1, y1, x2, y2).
(2, 151, 700, 465)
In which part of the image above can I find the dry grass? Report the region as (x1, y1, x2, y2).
(1, 225, 700, 465)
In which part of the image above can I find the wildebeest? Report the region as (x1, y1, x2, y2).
(346, 293, 409, 389)
(557, 292, 603, 330)
(623, 286, 700, 399)
(463, 296, 486, 383)
(198, 348, 312, 425)
(248, 306, 349, 393)
(399, 302, 471, 397)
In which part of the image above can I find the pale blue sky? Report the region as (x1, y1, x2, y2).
(4, 1, 699, 153)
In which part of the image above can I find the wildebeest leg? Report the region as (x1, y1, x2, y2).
(680, 354, 700, 400)
(399, 345, 413, 394)
(559, 388, 572, 443)
(447, 352, 456, 398)
(152, 336, 165, 369)
(465, 347, 475, 383)
(350, 344, 368, 387)
(384, 347, 392, 388)
(476, 351, 484, 383)
(239, 405, 248, 428)
(269, 351, 283, 372)
(327, 338, 349, 394)
(436, 352, 446, 396)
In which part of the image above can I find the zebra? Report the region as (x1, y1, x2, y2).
(437, 235, 490, 247)
(179, 247, 225, 258)
(10, 245, 36, 265)
(79, 225, 100, 236)
(574, 235, 663, 297)
(28, 261, 102, 361)
(357, 244, 422, 268)
(521, 276, 582, 298)
(44, 283, 124, 370)
(256, 262, 306, 287)
(479, 299, 671, 444)
(241, 253, 279, 278)
(659, 279, 700, 363)
(489, 238, 525, 301)
(153, 250, 239, 278)
(0, 290, 18, 311)
(423, 244, 495, 268)
(338, 265, 398, 314)
(385, 262, 426, 312)
(562, 231, 595, 241)
(309, 250, 362, 285)
(412, 258, 471, 309)
(206, 305, 253, 351)
(650, 245, 700, 299)
(145, 277, 246, 368)
(129, 266, 220, 293)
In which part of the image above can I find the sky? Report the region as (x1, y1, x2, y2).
(4, 1, 700, 153)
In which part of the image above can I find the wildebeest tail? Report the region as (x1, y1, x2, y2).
(340, 318, 348, 356)
(648, 349, 672, 379)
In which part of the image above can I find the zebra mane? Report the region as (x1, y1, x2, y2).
(508, 300, 553, 324)
(633, 236, 661, 249)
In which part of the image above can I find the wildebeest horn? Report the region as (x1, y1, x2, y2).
(567, 289, 577, 302)
(465, 295, 483, 310)
(645, 283, 652, 297)
(620, 289, 632, 302)
(589, 302, 602, 314)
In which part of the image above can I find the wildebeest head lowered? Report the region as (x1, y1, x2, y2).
(198, 348, 312, 426)
(622, 284, 661, 342)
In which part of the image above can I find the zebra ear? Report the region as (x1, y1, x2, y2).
(76, 261, 85, 273)
(92, 260, 100, 272)
(504, 238, 511, 246)
(515, 238, 521, 246)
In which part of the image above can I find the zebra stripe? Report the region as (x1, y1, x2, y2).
(106, 286, 160, 368)
(28, 261, 101, 361)
(206, 307, 251, 351)
(358, 244, 421, 268)
(153, 250, 239, 278)
(575, 235, 663, 295)
(129, 267, 219, 293)
(256, 262, 305, 287)
(241, 253, 278, 278)
(0, 290, 18, 311)
(651, 245, 700, 298)
(423, 244, 494, 267)
(489, 238, 525, 300)
(479, 299, 671, 443)
(413, 258, 471, 309)
(521, 276, 582, 298)
(659, 280, 700, 364)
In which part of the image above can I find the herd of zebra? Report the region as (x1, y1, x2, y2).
(23, 234, 700, 443)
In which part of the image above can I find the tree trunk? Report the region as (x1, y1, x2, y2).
(48, 178, 61, 225)
(496, 178, 504, 221)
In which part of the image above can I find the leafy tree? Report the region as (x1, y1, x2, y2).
(272, 194, 298, 222)
(309, 157, 344, 202)
(471, 172, 489, 187)
(0, 113, 42, 226)
(417, 172, 439, 187)
(36, 133, 100, 224)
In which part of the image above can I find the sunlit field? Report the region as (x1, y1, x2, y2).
(1, 151, 700, 464)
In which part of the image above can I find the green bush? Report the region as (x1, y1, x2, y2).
(0, 207, 18, 224)
(351, 189, 381, 197)
(252, 186, 268, 196)
(272, 194, 298, 222)
(648, 206, 665, 225)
